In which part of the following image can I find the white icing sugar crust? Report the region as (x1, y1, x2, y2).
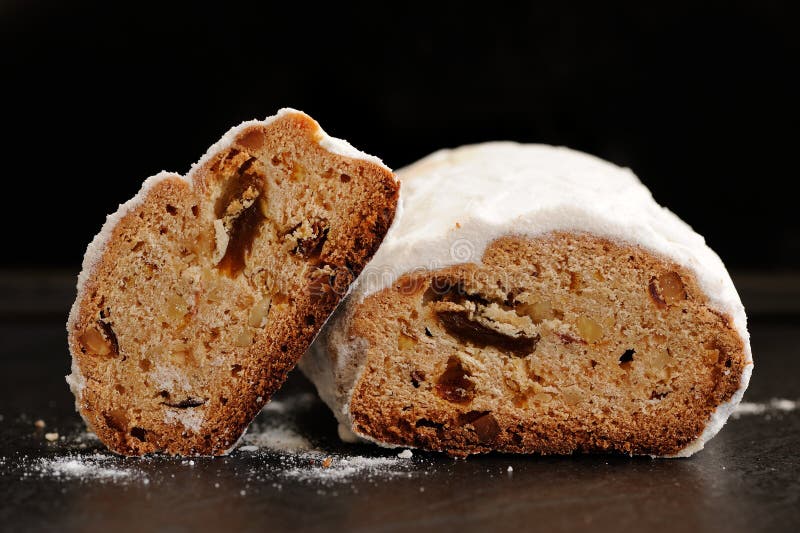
(303, 142, 753, 457)
(65, 108, 391, 414)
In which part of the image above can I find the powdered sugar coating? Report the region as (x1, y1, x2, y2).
(302, 142, 753, 457)
(65, 108, 391, 444)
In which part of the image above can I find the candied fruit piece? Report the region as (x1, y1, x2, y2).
(435, 356, 475, 404)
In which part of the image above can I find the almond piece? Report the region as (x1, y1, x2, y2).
(576, 316, 603, 343)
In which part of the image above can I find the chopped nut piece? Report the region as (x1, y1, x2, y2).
(306, 271, 335, 304)
(646, 350, 672, 380)
(290, 163, 307, 182)
(34, 419, 45, 429)
(398, 332, 417, 351)
(235, 329, 255, 347)
(80, 324, 115, 356)
(202, 269, 228, 303)
(166, 294, 190, 323)
(576, 316, 603, 343)
(322, 456, 333, 468)
(704, 347, 720, 364)
(518, 300, 555, 324)
(562, 385, 584, 406)
(248, 296, 272, 328)
(44, 432, 59, 442)
(532, 392, 553, 404)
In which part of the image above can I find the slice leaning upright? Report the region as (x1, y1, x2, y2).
(67, 109, 399, 455)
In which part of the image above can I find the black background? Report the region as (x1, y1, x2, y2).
(2, 1, 798, 270)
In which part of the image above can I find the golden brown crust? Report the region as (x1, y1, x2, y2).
(68, 112, 398, 455)
(345, 233, 746, 457)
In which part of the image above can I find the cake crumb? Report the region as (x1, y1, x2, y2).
(34, 419, 46, 429)
(322, 456, 333, 468)
(44, 432, 59, 442)
(397, 449, 413, 459)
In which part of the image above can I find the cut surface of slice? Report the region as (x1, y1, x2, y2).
(67, 109, 398, 455)
(336, 233, 746, 457)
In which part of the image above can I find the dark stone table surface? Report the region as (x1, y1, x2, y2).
(0, 271, 798, 533)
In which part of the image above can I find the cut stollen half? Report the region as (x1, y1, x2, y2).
(300, 142, 752, 457)
(66, 109, 399, 455)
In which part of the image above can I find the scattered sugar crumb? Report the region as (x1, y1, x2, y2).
(9, 393, 420, 489)
(282, 455, 410, 484)
(770, 398, 798, 411)
(242, 425, 311, 452)
(507, 466, 513, 472)
(34, 454, 137, 483)
(732, 398, 798, 419)
(34, 419, 45, 429)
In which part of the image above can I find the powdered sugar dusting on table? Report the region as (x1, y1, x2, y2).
(233, 393, 418, 485)
(241, 425, 312, 452)
(731, 398, 798, 419)
(6, 392, 421, 489)
(36, 454, 136, 482)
